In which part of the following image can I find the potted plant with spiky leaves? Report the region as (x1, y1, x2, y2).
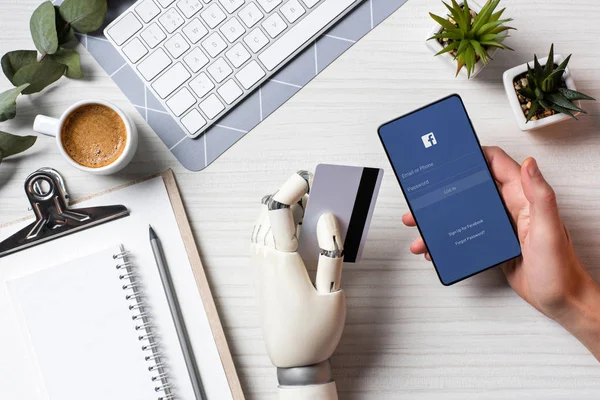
(426, 0, 515, 78)
(503, 44, 595, 131)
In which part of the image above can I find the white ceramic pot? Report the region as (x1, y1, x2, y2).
(502, 55, 579, 131)
(425, 0, 504, 79)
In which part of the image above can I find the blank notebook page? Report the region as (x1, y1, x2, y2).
(7, 246, 156, 400)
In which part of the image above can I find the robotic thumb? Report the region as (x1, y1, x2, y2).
(316, 213, 344, 293)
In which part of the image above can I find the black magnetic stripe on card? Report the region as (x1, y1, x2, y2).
(343, 168, 380, 262)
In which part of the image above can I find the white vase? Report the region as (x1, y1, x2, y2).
(425, 0, 504, 79)
(502, 55, 580, 131)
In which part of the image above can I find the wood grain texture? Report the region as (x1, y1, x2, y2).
(1, 0, 600, 398)
(163, 169, 246, 400)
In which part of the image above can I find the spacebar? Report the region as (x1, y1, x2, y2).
(259, 0, 357, 71)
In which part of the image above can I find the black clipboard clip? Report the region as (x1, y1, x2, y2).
(0, 168, 129, 258)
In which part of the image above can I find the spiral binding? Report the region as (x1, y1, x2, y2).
(114, 249, 176, 400)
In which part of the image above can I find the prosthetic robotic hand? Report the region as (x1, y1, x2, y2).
(251, 171, 346, 400)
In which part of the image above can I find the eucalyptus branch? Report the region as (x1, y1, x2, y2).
(0, 0, 107, 164)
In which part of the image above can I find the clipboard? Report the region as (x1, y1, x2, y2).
(0, 169, 244, 400)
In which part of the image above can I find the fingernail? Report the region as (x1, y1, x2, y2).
(527, 158, 540, 178)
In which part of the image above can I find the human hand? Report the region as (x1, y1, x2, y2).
(402, 146, 597, 322)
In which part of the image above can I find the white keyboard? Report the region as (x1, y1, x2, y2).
(104, 0, 362, 138)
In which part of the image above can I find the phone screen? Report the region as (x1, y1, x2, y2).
(378, 94, 521, 285)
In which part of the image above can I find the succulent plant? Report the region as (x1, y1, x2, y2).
(518, 44, 595, 121)
(428, 0, 515, 78)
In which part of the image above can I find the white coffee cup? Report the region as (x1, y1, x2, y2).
(33, 99, 138, 175)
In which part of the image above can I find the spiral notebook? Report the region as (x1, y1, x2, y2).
(0, 171, 243, 400)
(7, 246, 169, 400)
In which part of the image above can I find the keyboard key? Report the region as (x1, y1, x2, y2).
(239, 3, 264, 27)
(207, 57, 233, 83)
(244, 28, 269, 53)
(301, 0, 320, 7)
(165, 33, 190, 58)
(152, 63, 191, 98)
(235, 60, 265, 89)
(280, 0, 305, 23)
(157, 0, 176, 7)
(218, 0, 245, 13)
(105, 0, 362, 141)
(257, 0, 282, 13)
(201, 32, 227, 57)
(137, 48, 172, 80)
(200, 94, 225, 119)
(225, 42, 251, 68)
(166, 87, 196, 116)
(141, 23, 167, 48)
(107, 13, 142, 45)
(189, 72, 215, 97)
(159, 8, 185, 33)
(259, 0, 356, 71)
(135, 0, 161, 22)
(122, 38, 148, 63)
(262, 13, 287, 38)
(201, 3, 226, 28)
(220, 17, 245, 43)
(217, 79, 243, 104)
(181, 109, 207, 135)
(182, 18, 209, 43)
(184, 47, 210, 72)
(177, 0, 203, 17)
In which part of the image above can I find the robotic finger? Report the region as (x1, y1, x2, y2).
(267, 171, 313, 253)
(253, 192, 307, 249)
(315, 213, 344, 293)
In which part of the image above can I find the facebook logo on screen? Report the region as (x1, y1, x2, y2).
(421, 132, 437, 148)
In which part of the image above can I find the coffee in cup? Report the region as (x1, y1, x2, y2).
(33, 99, 138, 175)
(61, 104, 127, 168)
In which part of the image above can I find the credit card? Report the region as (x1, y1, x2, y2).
(298, 164, 383, 263)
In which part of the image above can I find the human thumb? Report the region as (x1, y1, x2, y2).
(521, 157, 562, 228)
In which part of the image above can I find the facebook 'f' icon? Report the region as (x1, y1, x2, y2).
(421, 132, 437, 148)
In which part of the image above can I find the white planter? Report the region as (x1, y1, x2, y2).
(425, 0, 504, 79)
(502, 55, 579, 131)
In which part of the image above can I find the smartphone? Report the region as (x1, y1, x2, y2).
(377, 94, 521, 285)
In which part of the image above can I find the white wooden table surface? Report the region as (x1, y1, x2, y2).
(2, 0, 600, 398)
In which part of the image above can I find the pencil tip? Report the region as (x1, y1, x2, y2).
(149, 225, 157, 240)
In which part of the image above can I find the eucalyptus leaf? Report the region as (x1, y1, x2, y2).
(1, 50, 37, 83)
(55, 5, 75, 45)
(13, 58, 66, 94)
(30, 1, 59, 55)
(0, 84, 29, 122)
(50, 48, 83, 78)
(59, 0, 107, 33)
(0, 131, 37, 160)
